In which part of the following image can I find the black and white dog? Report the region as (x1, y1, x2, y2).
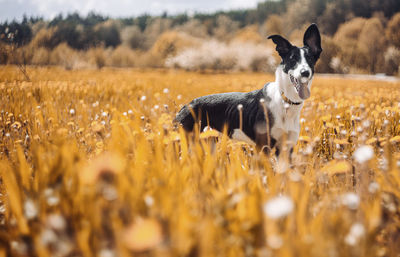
(175, 24, 322, 157)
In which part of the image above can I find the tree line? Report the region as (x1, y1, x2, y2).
(0, 0, 400, 74)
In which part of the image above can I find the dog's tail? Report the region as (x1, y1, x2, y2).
(174, 105, 195, 132)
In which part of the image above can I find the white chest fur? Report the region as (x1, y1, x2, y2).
(265, 82, 302, 145)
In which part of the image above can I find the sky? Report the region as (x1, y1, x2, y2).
(0, 0, 264, 22)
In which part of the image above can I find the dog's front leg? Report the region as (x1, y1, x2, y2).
(270, 129, 298, 164)
(285, 130, 299, 163)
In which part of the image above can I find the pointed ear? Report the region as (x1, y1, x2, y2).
(268, 35, 293, 59)
(303, 24, 322, 59)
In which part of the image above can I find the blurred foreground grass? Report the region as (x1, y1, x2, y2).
(1, 66, 400, 257)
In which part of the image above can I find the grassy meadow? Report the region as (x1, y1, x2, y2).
(1, 65, 400, 256)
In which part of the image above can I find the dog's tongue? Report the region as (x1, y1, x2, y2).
(298, 83, 310, 99)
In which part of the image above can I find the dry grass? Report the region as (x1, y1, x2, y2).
(1, 65, 400, 257)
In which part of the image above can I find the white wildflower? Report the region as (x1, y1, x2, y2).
(353, 145, 374, 164)
(47, 214, 66, 231)
(177, 94, 182, 100)
(362, 120, 370, 128)
(128, 109, 133, 114)
(40, 229, 57, 245)
(99, 249, 115, 257)
(102, 186, 118, 201)
(123, 112, 127, 116)
(47, 195, 60, 206)
(10, 241, 27, 255)
(304, 145, 313, 155)
(344, 223, 365, 246)
(229, 193, 243, 206)
(69, 109, 75, 115)
(144, 195, 154, 207)
(0, 204, 6, 213)
(289, 171, 302, 182)
(267, 235, 283, 249)
(24, 199, 38, 220)
(378, 157, 388, 171)
(163, 88, 169, 94)
(368, 182, 380, 194)
(341, 193, 360, 210)
(263, 195, 294, 219)
(262, 175, 267, 186)
(140, 95, 147, 101)
(276, 158, 290, 174)
(55, 241, 73, 256)
(202, 126, 212, 132)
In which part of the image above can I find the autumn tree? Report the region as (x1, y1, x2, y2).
(357, 17, 387, 73)
(386, 13, 400, 47)
(212, 15, 239, 41)
(334, 17, 367, 72)
(264, 15, 283, 36)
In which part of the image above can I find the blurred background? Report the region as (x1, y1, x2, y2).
(1, 0, 400, 75)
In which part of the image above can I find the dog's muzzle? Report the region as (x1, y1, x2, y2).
(289, 74, 311, 100)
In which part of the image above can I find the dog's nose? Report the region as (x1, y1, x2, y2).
(300, 69, 310, 78)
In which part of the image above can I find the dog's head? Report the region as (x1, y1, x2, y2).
(268, 24, 322, 101)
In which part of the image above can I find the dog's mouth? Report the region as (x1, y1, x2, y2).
(289, 74, 310, 100)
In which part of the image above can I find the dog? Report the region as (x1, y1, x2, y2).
(175, 24, 322, 157)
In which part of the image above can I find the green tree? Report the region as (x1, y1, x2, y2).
(318, 0, 352, 36)
(94, 20, 121, 48)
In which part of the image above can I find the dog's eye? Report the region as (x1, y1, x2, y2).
(289, 58, 297, 66)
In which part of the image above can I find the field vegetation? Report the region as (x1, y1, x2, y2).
(1, 66, 400, 256)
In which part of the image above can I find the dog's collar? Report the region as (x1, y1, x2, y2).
(280, 91, 303, 105)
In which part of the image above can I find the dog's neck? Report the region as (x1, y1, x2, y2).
(280, 91, 302, 106)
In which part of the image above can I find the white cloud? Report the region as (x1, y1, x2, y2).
(0, 0, 264, 21)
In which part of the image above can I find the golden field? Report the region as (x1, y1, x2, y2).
(1, 66, 400, 257)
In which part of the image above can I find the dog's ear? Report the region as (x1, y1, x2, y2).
(268, 35, 293, 59)
(303, 24, 322, 59)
